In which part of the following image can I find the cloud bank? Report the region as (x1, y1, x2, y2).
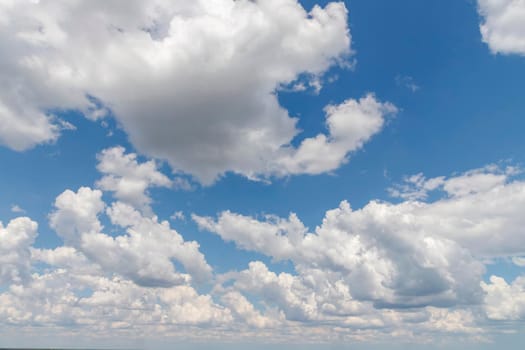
(1, 157, 524, 343)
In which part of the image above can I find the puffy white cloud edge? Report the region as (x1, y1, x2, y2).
(478, 0, 525, 55)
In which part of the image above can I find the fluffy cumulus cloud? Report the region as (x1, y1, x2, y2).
(3, 162, 525, 342)
(386, 165, 525, 257)
(0, 0, 391, 184)
(482, 275, 525, 320)
(0, 217, 38, 285)
(0, 264, 231, 330)
(96, 146, 172, 213)
(275, 94, 397, 176)
(196, 164, 525, 327)
(196, 200, 485, 312)
(0, 185, 230, 335)
(220, 290, 279, 329)
(49, 187, 211, 286)
(215, 261, 483, 338)
(478, 0, 525, 55)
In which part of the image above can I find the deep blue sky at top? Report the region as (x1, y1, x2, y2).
(0, 0, 524, 274)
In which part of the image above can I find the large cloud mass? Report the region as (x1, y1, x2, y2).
(195, 165, 525, 322)
(0, 0, 379, 183)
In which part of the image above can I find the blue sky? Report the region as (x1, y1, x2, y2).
(1, 0, 525, 349)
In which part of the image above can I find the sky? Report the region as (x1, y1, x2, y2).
(1, 0, 525, 349)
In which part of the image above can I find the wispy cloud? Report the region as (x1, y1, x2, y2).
(395, 74, 420, 92)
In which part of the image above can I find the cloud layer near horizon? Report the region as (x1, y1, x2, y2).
(1, 147, 524, 343)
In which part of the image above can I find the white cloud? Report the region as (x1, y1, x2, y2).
(10, 204, 25, 214)
(394, 167, 525, 258)
(442, 165, 513, 197)
(220, 290, 278, 328)
(5, 160, 525, 340)
(478, 0, 525, 55)
(106, 201, 212, 284)
(208, 208, 482, 307)
(419, 307, 482, 335)
(0, 242, 485, 342)
(0, 270, 231, 330)
(512, 257, 525, 267)
(228, 260, 367, 322)
(0, 96, 64, 151)
(0, 187, 232, 334)
(31, 246, 102, 276)
(388, 165, 515, 200)
(96, 146, 172, 213)
(22, 245, 229, 330)
(2, 165, 520, 341)
(196, 164, 525, 319)
(274, 94, 397, 177)
(170, 211, 186, 221)
(0, 217, 38, 285)
(482, 275, 525, 320)
(49, 186, 105, 246)
(193, 211, 307, 261)
(213, 260, 483, 338)
(49, 187, 211, 287)
(0, 0, 362, 183)
(196, 201, 486, 310)
(388, 173, 445, 201)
